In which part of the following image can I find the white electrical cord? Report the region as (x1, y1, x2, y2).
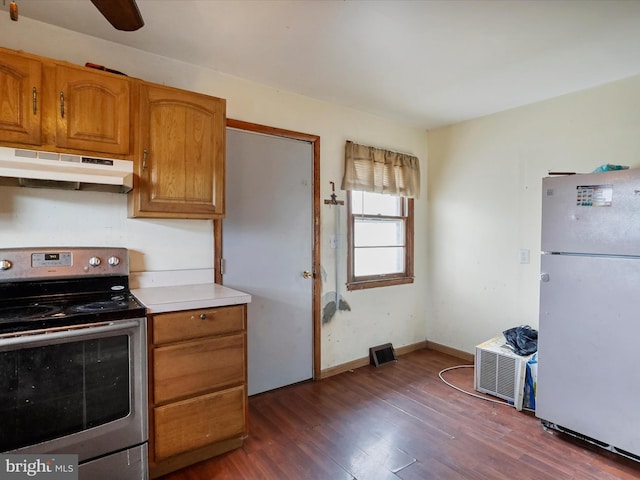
(438, 364, 517, 408)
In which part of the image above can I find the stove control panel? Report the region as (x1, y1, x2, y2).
(0, 247, 129, 281)
(32, 252, 73, 267)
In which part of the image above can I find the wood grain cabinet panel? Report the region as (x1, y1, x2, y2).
(54, 64, 130, 155)
(130, 82, 226, 219)
(154, 385, 246, 461)
(0, 50, 42, 146)
(0, 47, 131, 157)
(154, 333, 244, 404)
(152, 305, 244, 344)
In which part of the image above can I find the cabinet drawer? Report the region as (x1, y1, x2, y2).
(154, 334, 244, 404)
(152, 305, 244, 344)
(154, 385, 246, 461)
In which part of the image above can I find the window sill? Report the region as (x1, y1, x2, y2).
(346, 276, 414, 291)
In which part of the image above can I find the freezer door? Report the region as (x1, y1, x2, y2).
(542, 169, 640, 255)
(537, 253, 640, 457)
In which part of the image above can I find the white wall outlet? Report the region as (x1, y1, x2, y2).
(330, 234, 338, 249)
(519, 248, 530, 264)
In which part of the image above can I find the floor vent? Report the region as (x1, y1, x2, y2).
(370, 343, 397, 367)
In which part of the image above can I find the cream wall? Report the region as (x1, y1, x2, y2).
(0, 18, 428, 370)
(427, 74, 640, 354)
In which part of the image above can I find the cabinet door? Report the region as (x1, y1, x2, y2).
(0, 51, 42, 146)
(134, 83, 225, 218)
(55, 65, 130, 155)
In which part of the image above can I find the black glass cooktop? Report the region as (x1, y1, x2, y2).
(0, 276, 146, 334)
(0, 292, 145, 334)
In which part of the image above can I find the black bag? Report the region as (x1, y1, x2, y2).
(502, 325, 538, 356)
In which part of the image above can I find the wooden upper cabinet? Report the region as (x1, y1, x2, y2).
(54, 64, 130, 155)
(0, 48, 131, 157)
(129, 82, 226, 219)
(0, 50, 42, 146)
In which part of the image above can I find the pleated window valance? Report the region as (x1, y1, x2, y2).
(341, 141, 420, 198)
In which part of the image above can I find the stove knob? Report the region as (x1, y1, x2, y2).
(0, 259, 12, 270)
(108, 256, 120, 266)
(89, 256, 101, 267)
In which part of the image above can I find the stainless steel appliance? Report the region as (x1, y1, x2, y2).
(537, 168, 640, 461)
(0, 247, 148, 479)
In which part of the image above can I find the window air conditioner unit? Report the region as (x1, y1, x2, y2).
(474, 336, 532, 411)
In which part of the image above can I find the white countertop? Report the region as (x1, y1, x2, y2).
(132, 283, 251, 314)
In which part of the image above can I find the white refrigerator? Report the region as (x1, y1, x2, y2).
(537, 167, 640, 460)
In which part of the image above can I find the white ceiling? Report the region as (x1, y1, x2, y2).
(4, 0, 640, 129)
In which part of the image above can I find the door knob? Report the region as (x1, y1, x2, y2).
(303, 270, 313, 279)
(540, 273, 550, 282)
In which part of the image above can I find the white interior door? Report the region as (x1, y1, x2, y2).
(223, 128, 314, 395)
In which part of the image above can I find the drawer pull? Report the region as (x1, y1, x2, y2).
(199, 313, 207, 320)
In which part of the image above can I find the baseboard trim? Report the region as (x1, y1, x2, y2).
(425, 340, 474, 362)
(395, 340, 428, 356)
(319, 340, 429, 379)
(319, 340, 474, 379)
(319, 357, 369, 379)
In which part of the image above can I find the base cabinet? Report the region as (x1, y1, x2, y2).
(148, 304, 247, 478)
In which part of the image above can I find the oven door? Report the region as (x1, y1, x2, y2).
(0, 317, 148, 465)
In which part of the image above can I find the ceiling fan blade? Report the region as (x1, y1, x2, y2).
(90, 0, 144, 31)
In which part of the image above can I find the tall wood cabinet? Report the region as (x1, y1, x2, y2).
(148, 304, 248, 478)
(0, 47, 131, 156)
(128, 82, 226, 219)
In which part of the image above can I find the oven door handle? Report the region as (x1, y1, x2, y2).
(0, 320, 142, 348)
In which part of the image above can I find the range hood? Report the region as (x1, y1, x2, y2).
(0, 146, 133, 193)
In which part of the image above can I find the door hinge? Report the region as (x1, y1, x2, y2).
(219, 258, 226, 275)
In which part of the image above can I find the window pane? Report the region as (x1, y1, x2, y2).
(354, 247, 405, 276)
(351, 190, 364, 214)
(351, 191, 402, 216)
(362, 191, 401, 216)
(354, 218, 404, 247)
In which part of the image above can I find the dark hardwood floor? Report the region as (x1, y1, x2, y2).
(162, 349, 640, 479)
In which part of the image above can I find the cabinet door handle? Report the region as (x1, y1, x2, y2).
(199, 313, 207, 320)
(142, 149, 148, 170)
(32, 87, 37, 114)
(59, 91, 65, 118)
